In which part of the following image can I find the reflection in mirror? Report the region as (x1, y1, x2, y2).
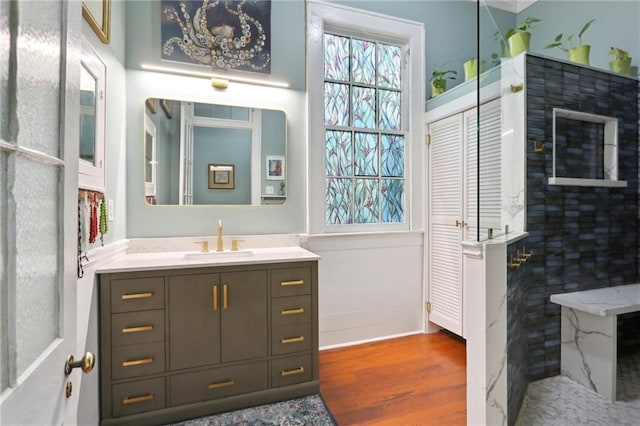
(79, 65, 96, 165)
(144, 113, 157, 200)
(143, 99, 286, 206)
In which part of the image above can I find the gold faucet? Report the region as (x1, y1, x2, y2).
(216, 219, 224, 252)
(194, 240, 209, 252)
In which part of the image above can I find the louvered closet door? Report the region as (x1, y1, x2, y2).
(428, 114, 464, 336)
(465, 99, 502, 240)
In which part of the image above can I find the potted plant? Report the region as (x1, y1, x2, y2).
(609, 46, 632, 75)
(463, 58, 478, 81)
(505, 17, 541, 57)
(544, 19, 595, 65)
(430, 64, 457, 98)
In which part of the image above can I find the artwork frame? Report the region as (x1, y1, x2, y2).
(160, 99, 173, 119)
(266, 155, 285, 180)
(82, 0, 111, 44)
(145, 98, 157, 114)
(208, 164, 235, 189)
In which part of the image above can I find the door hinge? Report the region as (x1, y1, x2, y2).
(426, 301, 431, 313)
(426, 134, 431, 145)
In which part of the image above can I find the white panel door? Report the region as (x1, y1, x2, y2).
(0, 1, 80, 424)
(428, 114, 464, 336)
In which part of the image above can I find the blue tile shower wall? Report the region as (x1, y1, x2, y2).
(525, 55, 639, 381)
(507, 239, 529, 426)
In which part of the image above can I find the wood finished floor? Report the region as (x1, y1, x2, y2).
(319, 331, 467, 425)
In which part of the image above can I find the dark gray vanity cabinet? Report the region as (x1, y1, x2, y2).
(98, 261, 318, 426)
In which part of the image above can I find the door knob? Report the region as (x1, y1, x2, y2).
(65, 352, 95, 376)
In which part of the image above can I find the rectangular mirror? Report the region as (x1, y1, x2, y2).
(143, 99, 286, 206)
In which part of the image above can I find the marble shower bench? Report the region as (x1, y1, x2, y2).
(550, 283, 640, 400)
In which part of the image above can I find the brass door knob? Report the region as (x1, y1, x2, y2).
(65, 352, 95, 376)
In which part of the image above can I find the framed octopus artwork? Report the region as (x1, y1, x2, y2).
(161, 0, 272, 74)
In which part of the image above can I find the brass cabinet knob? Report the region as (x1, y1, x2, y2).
(65, 352, 95, 376)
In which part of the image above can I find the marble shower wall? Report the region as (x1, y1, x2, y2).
(524, 55, 640, 382)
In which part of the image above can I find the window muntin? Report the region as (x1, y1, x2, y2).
(322, 32, 406, 226)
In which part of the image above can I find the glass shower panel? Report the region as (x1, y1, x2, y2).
(0, 0, 8, 392)
(14, 157, 60, 376)
(476, 2, 514, 241)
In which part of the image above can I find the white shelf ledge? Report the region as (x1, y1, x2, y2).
(548, 177, 628, 188)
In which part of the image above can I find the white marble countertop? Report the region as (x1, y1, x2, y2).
(96, 246, 320, 274)
(550, 283, 640, 316)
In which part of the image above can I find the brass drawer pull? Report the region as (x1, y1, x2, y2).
(281, 367, 305, 377)
(280, 280, 304, 287)
(281, 336, 305, 344)
(122, 394, 154, 405)
(213, 285, 218, 310)
(122, 357, 153, 368)
(223, 284, 228, 309)
(121, 292, 153, 300)
(208, 379, 235, 390)
(281, 308, 305, 315)
(122, 325, 153, 334)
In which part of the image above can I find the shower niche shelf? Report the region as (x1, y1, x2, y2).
(548, 108, 627, 188)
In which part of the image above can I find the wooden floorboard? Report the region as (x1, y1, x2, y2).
(319, 331, 467, 425)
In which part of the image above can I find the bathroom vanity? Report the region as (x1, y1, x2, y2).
(97, 247, 320, 425)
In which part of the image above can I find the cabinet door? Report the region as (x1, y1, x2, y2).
(220, 270, 268, 363)
(428, 113, 464, 336)
(169, 273, 221, 370)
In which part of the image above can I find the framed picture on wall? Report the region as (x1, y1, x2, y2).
(208, 164, 235, 189)
(266, 155, 285, 180)
(82, 0, 111, 44)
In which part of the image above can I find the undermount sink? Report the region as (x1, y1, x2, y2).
(182, 249, 254, 260)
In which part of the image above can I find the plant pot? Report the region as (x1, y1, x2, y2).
(431, 80, 446, 98)
(463, 59, 478, 81)
(567, 45, 590, 65)
(507, 32, 530, 57)
(609, 57, 631, 75)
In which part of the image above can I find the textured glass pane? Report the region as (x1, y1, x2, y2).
(324, 83, 349, 127)
(381, 134, 405, 177)
(352, 86, 375, 128)
(15, 1, 61, 157)
(1, 0, 9, 142)
(354, 178, 379, 223)
(14, 157, 59, 376)
(381, 179, 404, 223)
(326, 178, 352, 224)
(324, 33, 349, 81)
(351, 38, 375, 85)
(0, 152, 6, 391)
(378, 90, 401, 130)
(378, 43, 401, 89)
(325, 130, 352, 176)
(354, 132, 377, 176)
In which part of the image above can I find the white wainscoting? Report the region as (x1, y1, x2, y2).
(308, 231, 425, 349)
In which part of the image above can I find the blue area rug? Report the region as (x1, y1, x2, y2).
(169, 394, 337, 426)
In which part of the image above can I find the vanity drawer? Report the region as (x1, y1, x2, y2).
(168, 361, 268, 407)
(272, 323, 312, 355)
(111, 310, 165, 346)
(271, 354, 312, 388)
(111, 277, 164, 313)
(270, 267, 312, 298)
(271, 296, 311, 326)
(112, 377, 166, 418)
(112, 341, 165, 380)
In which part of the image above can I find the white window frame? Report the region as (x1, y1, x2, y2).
(306, 0, 424, 234)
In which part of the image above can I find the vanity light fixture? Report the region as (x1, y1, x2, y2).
(211, 78, 229, 90)
(140, 64, 290, 88)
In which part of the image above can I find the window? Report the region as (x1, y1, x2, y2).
(307, 1, 424, 233)
(323, 33, 405, 225)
